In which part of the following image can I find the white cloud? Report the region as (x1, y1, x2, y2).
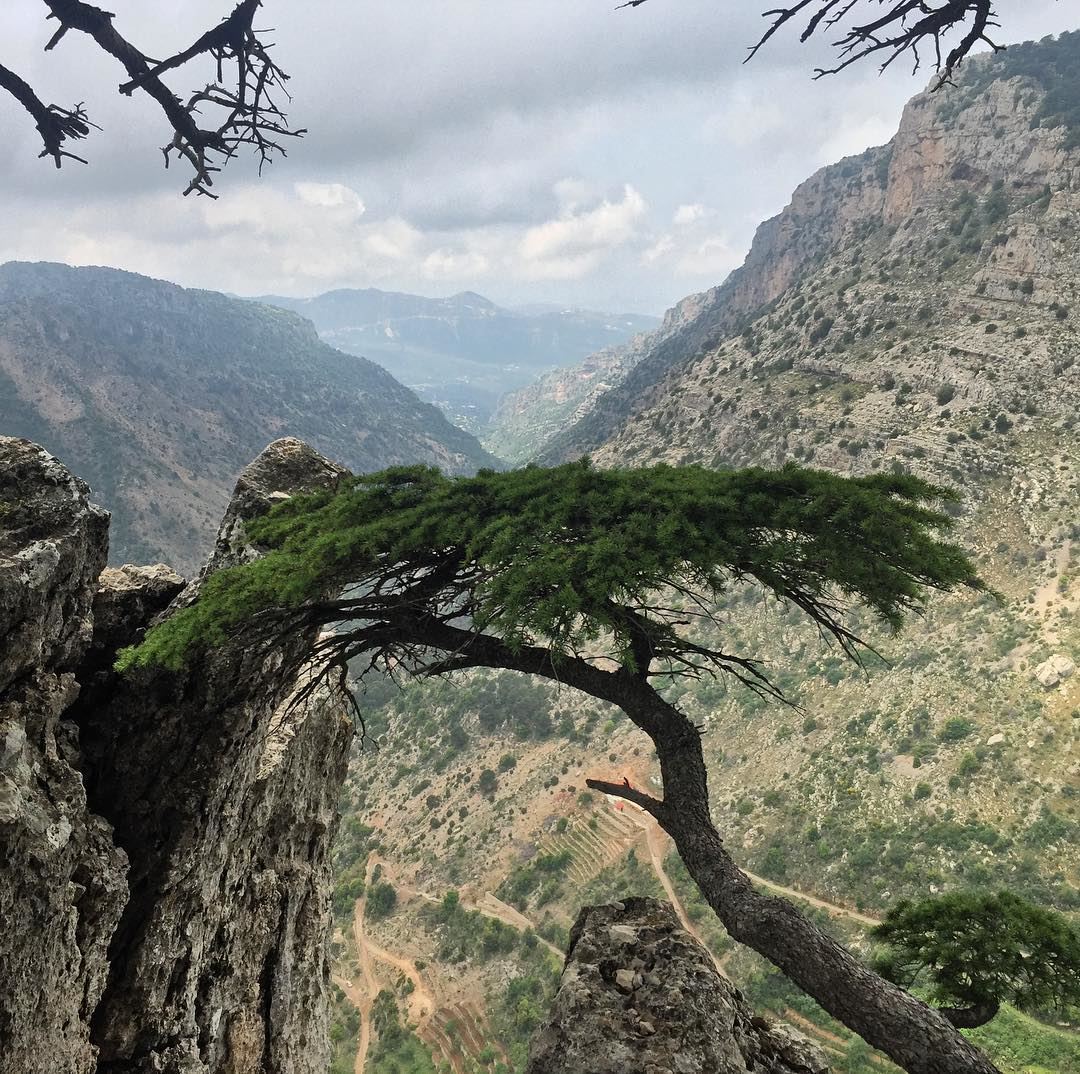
(673, 203, 707, 226)
(642, 202, 740, 279)
(675, 235, 741, 277)
(642, 235, 676, 264)
(518, 184, 647, 280)
(294, 182, 367, 214)
(0, 1, 1071, 313)
(815, 115, 900, 169)
(421, 248, 491, 280)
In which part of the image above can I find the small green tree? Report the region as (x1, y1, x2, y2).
(366, 881, 398, 921)
(872, 892, 1080, 1027)
(119, 460, 995, 1074)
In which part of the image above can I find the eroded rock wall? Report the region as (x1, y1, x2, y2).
(74, 439, 353, 1074)
(0, 438, 128, 1074)
(0, 437, 354, 1074)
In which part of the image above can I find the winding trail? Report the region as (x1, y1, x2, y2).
(341, 854, 552, 1074)
(621, 802, 879, 931)
(396, 879, 564, 959)
(338, 802, 882, 1073)
(356, 856, 436, 1027)
(348, 858, 383, 1074)
(741, 867, 880, 928)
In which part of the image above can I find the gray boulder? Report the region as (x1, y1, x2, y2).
(527, 897, 829, 1074)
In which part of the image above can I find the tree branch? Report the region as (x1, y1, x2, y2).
(17, 0, 303, 195)
(625, 0, 1002, 87)
(584, 777, 666, 819)
(0, 60, 94, 166)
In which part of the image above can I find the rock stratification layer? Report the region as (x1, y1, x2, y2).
(527, 897, 829, 1074)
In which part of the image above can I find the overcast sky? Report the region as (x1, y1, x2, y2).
(0, 2, 1072, 313)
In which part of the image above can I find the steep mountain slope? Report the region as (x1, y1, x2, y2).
(563, 35, 1080, 912)
(329, 34, 1080, 1074)
(0, 262, 496, 571)
(257, 287, 657, 432)
(538, 33, 1080, 468)
(480, 338, 644, 464)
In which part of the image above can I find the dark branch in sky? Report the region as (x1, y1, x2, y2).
(4, 0, 303, 196)
(626, 1, 1003, 86)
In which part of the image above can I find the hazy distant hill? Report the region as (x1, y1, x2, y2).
(0, 262, 497, 572)
(256, 287, 658, 432)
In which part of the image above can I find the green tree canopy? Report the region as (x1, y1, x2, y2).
(119, 459, 980, 679)
(873, 891, 1080, 1028)
(119, 459, 998, 1074)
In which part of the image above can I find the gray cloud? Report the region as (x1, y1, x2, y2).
(0, 1, 1072, 312)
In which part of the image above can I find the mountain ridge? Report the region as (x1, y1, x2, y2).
(0, 261, 498, 572)
(534, 32, 1080, 467)
(257, 285, 658, 433)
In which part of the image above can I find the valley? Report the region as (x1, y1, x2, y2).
(257, 287, 657, 438)
(8, 7, 1080, 1074)
(0, 263, 497, 572)
(324, 32, 1080, 1074)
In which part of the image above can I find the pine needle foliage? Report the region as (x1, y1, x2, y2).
(872, 892, 1080, 1026)
(118, 459, 981, 675)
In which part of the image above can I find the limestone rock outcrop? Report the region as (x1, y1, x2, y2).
(0, 436, 355, 1074)
(1034, 653, 1076, 689)
(0, 438, 127, 1074)
(526, 897, 829, 1074)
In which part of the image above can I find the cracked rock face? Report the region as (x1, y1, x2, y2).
(75, 438, 352, 1074)
(0, 436, 354, 1074)
(0, 438, 128, 1074)
(526, 898, 829, 1074)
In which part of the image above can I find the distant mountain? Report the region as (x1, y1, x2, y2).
(481, 338, 647, 464)
(256, 287, 658, 432)
(0, 262, 498, 572)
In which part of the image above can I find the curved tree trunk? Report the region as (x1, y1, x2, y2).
(596, 688, 1004, 1074)
(399, 621, 1003, 1074)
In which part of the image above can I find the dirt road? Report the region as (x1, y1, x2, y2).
(349, 858, 383, 1074)
(395, 877, 564, 960)
(742, 868, 880, 928)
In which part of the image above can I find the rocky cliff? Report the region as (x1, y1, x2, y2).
(0, 436, 354, 1074)
(0, 439, 127, 1074)
(527, 898, 828, 1074)
(535, 32, 1080, 467)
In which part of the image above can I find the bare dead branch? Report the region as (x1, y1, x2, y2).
(584, 777, 666, 819)
(624, 0, 1003, 87)
(2, 0, 303, 195)
(0, 60, 95, 166)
